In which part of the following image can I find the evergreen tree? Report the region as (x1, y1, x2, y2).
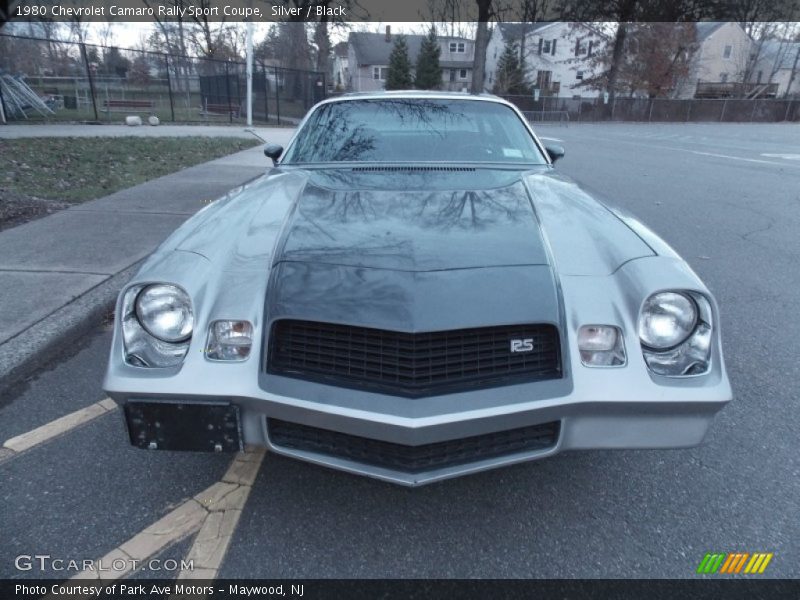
(493, 41, 529, 95)
(414, 28, 443, 90)
(386, 35, 413, 90)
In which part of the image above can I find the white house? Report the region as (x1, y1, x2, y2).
(750, 40, 800, 98)
(681, 22, 755, 98)
(347, 28, 474, 92)
(485, 22, 606, 98)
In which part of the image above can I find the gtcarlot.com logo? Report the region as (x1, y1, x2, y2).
(696, 552, 773, 575)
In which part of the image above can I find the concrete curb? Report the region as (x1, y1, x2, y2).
(0, 261, 141, 395)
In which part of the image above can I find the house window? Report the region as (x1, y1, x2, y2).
(459, 69, 468, 80)
(449, 42, 465, 53)
(723, 45, 732, 59)
(536, 70, 552, 89)
(720, 72, 728, 82)
(372, 66, 388, 81)
(449, 69, 456, 82)
(756, 70, 763, 83)
(575, 39, 587, 56)
(542, 40, 551, 54)
(576, 70, 584, 80)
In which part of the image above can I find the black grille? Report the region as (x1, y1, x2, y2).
(267, 320, 561, 396)
(268, 419, 560, 474)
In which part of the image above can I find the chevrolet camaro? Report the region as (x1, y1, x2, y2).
(104, 92, 732, 486)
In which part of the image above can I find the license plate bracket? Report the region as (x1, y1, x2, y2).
(124, 400, 243, 452)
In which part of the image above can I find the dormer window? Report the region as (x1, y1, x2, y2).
(449, 42, 466, 53)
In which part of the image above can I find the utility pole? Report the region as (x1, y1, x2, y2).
(246, 20, 254, 127)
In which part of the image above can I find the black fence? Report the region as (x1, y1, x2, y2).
(503, 95, 800, 123)
(0, 33, 326, 124)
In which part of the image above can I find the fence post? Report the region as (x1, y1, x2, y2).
(268, 65, 269, 123)
(686, 100, 691, 122)
(785, 99, 793, 122)
(750, 99, 758, 122)
(224, 61, 233, 123)
(0, 81, 8, 124)
(80, 43, 99, 121)
(720, 98, 727, 122)
(648, 98, 654, 122)
(274, 66, 281, 124)
(164, 54, 175, 122)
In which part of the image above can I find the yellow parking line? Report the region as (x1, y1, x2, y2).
(67, 446, 265, 583)
(176, 447, 265, 581)
(1, 398, 118, 457)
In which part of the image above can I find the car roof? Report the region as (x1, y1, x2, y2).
(317, 90, 517, 108)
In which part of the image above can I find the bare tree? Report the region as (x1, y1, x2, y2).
(471, 0, 495, 93)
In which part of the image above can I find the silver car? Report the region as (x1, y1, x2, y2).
(104, 92, 732, 486)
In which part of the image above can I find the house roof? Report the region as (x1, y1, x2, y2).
(333, 41, 348, 58)
(497, 21, 608, 43)
(496, 22, 556, 42)
(694, 22, 727, 41)
(348, 32, 472, 66)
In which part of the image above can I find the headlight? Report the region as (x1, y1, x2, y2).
(638, 292, 696, 350)
(639, 291, 712, 376)
(135, 284, 193, 342)
(121, 284, 193, 368)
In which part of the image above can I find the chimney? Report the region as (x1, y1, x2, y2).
(385, 25, 391, 42)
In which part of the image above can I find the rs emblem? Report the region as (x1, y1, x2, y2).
(510, 338, 534, 353)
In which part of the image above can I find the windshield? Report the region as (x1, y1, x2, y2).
(282, 98, 547, 165)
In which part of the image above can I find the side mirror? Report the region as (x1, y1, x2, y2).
(545, 144, 565, 164)
(264, 144, 284, 166)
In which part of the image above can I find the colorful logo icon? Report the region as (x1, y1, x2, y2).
(697, 552, 773, 574)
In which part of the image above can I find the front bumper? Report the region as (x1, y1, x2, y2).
(111, 377, 731, 486)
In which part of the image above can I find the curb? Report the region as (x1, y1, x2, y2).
(0, 261, 142, 395)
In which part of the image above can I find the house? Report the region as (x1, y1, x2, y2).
(332, 41, 349, 92)
(682, 22, 761, 98)
(346, 27, 474, 92)
(750, 40, 800, 98)
(484, 22, 606, 98)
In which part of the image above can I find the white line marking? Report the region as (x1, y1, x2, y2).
(568, 134, 798, 168)
(686, 149, 788, 166)
(2, 398, 118, 456)
(539, 136, 564, 142)
(761, 153, 800, 161)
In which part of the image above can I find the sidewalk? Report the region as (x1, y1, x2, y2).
(0, 128, 294, 390)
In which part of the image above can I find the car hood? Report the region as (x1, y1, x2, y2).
(171, 167, 653, 278)
(276, 176, 549, 272)
(140, 166, 656, 335)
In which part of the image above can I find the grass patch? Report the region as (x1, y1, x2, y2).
(0, 136, 261, 203)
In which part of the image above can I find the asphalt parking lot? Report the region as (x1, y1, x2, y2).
(1, 122, 798, 580)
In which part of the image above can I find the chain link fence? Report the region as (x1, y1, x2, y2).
(503, 94, 800, 123)
(0, 33, 326, 124)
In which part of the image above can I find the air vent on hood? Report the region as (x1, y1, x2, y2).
(351, 166, 476, 173)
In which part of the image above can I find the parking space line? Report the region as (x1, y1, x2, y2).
(1, 397, 118, 458)
(176, 447, 266, 581)
(66, 446, 265, 583)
